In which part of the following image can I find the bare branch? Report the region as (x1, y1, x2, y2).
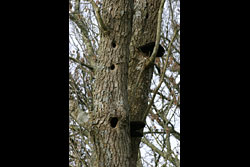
(69, 13, 96, 67)
(145, 0, 166, 68)
(86, 0, 109, 34)
(132, 0, 166, 98)
(142, 137, 179, 167)
(143, 27, 179, 121)
(69, 56, 94, 71)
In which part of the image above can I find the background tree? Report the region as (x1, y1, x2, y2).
(69, 0, 180, 166)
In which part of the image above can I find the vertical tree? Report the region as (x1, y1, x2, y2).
(69, 0, 180, 166)
(89, 0, 133, 166)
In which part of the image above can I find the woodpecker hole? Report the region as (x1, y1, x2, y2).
(110, 64, 115, 70)
(110, 117, 118, 128)
(111, 41, 116, 48)
(146, 13, 149, 19)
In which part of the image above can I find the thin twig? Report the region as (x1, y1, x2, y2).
(87, 0, 109, 34)
(145, 0, 166, 68)
(69, 56, 94, 71)
(143, 28, 179, 120)
(131, 0, 166, 99)
(69, 14, 95, 58)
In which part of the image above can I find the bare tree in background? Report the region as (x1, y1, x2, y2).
(69, 0, 180, 166)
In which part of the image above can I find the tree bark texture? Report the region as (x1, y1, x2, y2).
(90, 0, 161, 166)
(90, 0, 133, 166)
(128, 0, 161, 166)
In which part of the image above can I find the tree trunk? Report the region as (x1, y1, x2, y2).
(90, 0, 133, 166)
(90, 0, 161, 166)
(128, 0, 161, 166)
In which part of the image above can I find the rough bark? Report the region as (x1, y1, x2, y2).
(90, 0, 133, 166)
(128, 0, 162, 166)
(88, 0, 162, 166)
